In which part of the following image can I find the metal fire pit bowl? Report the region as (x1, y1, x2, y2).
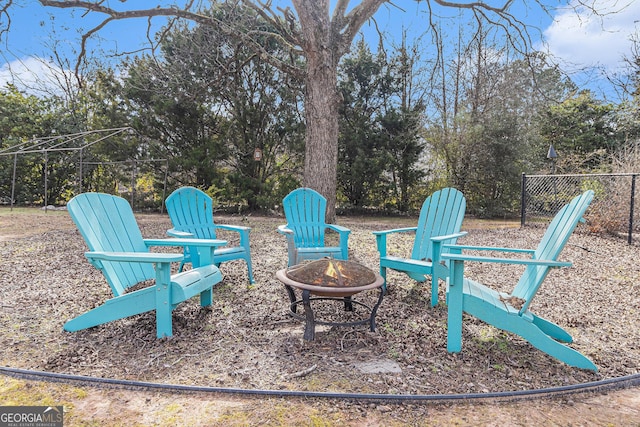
(275, 258, 385, 340)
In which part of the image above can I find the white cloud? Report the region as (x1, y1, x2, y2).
(543, 0, 640, 72)
(0, 56, 77, 97)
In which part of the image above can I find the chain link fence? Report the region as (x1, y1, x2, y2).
(521, 173, 639, 244)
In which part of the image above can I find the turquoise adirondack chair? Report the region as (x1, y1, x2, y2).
(165, 187, 255, 284)
(65, 192, 226, 338)
(373, 188, 467, 306)
(443, 190, 597, 370)
(277, 187, 350, 266)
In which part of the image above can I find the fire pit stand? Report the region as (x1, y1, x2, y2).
(275, 259, 385, 340)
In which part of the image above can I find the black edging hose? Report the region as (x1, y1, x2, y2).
(1, 366, 639, 404)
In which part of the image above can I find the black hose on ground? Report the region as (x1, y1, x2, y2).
(1, 366, 639, 404)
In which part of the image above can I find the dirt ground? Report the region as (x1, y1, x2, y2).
(0, 207, 639, 426)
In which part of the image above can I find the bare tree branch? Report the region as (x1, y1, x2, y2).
(339, 0, 388, 56)
(38, 0, 304, 79)
(0, 0, 15, 41)
(432, 0, 514, 14)
(241, 0, 302, 50)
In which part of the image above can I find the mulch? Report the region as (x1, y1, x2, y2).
(1, 211, 638, 397)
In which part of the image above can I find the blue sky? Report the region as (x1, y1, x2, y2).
(1, 0, 639, 101)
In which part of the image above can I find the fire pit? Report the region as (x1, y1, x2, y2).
(275, 258, 385, 340)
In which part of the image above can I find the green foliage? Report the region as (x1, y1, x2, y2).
(457, 113, 528, 217)
(425, 31, 577, 217)
(4, 10, 640, 217)
(380, 105, 426, 212)
(337, 40, 426, 213)
(0, 85, 69, 205)
(338, 41, 388, 209)
(122, 3, 305, 210)
(537, 91, 622, 172)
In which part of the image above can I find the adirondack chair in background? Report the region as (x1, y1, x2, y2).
(443, 190, 597, 370)
(165, 187, 255, 284)
(278, 187, 350, 266)
(373, 188, 467, 306)
(65, 192, 226, 338)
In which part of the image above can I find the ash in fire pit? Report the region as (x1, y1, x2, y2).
(276, 258, 385, 340)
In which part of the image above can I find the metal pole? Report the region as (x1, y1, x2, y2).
(11, 153, 17, 211)
(78, 148, 83, 194)
(131, 160, 136, 210)
(43, 151, 48, 212)
(520, 173, 526, 227)
(629, 174, 636, 245)
(161, 160, 168, 214)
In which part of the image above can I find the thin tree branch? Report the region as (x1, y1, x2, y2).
(39, 0, 305, 81)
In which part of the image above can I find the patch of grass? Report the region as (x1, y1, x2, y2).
(475, 327, 510, 352)
(387, 347, 401, 360)
(0, 206, 69, 217)
(0, 377, 79, 423)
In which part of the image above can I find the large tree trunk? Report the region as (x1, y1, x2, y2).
(295, 0, 342, 224)
(292, 0, 388, 223)
(303, 52, 340, 223)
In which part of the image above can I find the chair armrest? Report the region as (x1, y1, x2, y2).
(441, 253, 571, 268)
(444, 244, 536, 256)
(326, 224, 350, 234)
(372, 226, 418, 236)
(144, 238, 227, 267)
(373, 227, 418, 257)
(85, 251, 183, 264)
(327, 224, 350, 260)
(216, 224, 251, 248)
(167, 228, 194, 238)
(215, 224, 250, 233)
(277, 224, 293, 235)
(431, 231, 468, 243)
(430, 232, 468, 266)
(144, 238, 227, 248)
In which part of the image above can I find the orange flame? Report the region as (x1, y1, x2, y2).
(325, 261, 338, 279)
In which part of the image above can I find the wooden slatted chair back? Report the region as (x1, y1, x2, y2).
(282, 188, 328, 249)
(67, 192, 155, 296)
(165, 186, 217, 239)
(411, 188, 466, 262)
(512, 190, 594, 313)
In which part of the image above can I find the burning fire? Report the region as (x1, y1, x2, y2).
(286, 258, 375, 289)
(324, 260, 352, 286)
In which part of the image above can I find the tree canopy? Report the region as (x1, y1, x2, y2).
(25, 0, 558, 221)
(0, 1, 638, 218)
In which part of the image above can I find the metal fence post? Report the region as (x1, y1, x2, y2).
(629, 174, 636, 245)
(521, 173, 526, 227)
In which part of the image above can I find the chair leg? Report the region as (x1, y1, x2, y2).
(154, 264, 175, 338)
(245, 257, 255, 284)
(64, 287, 156, 333)
(199, 287, 213, 307)
(511, 319, 597, 371)
(532, 313, 573, 343)
(431, 272, 439, 307)
(446, 260, 464, 352)
(155, 280, 174, 339)
(380, 266, 387, 293)
(155, 305, 173, 338)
